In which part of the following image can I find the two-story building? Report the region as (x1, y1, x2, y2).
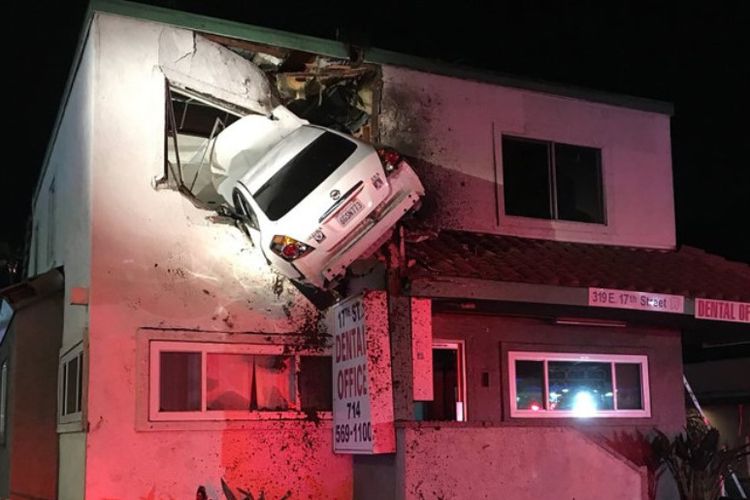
(1, 1, 748, 499)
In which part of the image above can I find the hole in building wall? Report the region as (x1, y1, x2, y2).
(162, 34, 381, 211)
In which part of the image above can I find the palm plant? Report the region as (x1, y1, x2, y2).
(651, 414, 749, 500)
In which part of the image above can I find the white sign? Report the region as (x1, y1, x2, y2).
(332, 291, 395, 454)
(695, 298, 750, 324)
(588, 287, 684, 314)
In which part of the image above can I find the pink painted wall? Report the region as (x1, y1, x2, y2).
(81, 14, 351, 499)
(433, 313, 686, 433)
(394, 423, 647, 500)
(379, 66, 676, 249)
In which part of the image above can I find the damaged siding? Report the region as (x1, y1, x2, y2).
(378, 65, 675, 249)
(158, 28, 274, 116)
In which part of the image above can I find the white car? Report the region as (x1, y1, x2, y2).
(216, 114, 424, 290)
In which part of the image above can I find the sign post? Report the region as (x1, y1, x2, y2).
(331, 290, 395, 454)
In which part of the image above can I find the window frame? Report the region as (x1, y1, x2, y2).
(0, 359, 8, 445)
(162, 82, 241, 204)
(58, 343, 84, 425)
(507, 351, 650, 419)
(431, 340, 468, 422)
(47, 177, 56, 267)
(232, 188, 259, 230)
(149, 340, 332, 422)
(500, 134, 606, 225)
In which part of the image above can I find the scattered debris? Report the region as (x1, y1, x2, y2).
(218, 478, 292, 500)
(156, 32, 427, 306)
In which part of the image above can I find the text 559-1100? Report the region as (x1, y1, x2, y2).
(334, 423, 372, 444)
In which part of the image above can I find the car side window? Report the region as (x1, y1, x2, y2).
(233, 189, 259, 230)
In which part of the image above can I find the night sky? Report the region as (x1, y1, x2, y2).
(5, 1, 748, 263)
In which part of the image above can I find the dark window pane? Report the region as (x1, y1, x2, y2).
(1, 361, 8, 443)
(502, 137, 552, 219)
(232, 190, 259, 229)
(206, 354, 253, 411)
(425, 349, 458, 420)
(515, 360, 545, 410)
(61, 360, 68, 415)
(66, 356, 79, 415)
(299, 356, 333, 412)
(615, 363, 643, 410)
(253, 355, 293, 411)
(171, 96, 238, 138)
(160, 352, 201, 411)
(548, 361, 613, 412)
(254, 131, 357, 220)
(554, 143, 604, 223)
(77, 353, 83, 412)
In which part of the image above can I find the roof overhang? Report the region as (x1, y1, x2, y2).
(33, 0, 674, 203)
(410, 276, 750, 360)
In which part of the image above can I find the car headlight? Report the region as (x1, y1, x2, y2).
(270, 235, 315, 261)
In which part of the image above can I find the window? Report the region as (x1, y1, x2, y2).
(232, 189, 259, 230)
(0, 359, 7, 445)
(0, 300, 12, 345)
(508, 351, 650, 418)
(59, 346, 84, 423)
(47, 178, 56, 265)
(164, 84, 241, 207)
(252, 131, 357, 221)
(32, 222, 39, 275)
(149, 341, 332, 420)
(502, 136, 605, 223)
(422, 341, 466, 422)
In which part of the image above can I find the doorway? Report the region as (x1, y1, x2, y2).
(423, 341, 466, 421)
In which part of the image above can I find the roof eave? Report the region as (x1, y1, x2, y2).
(94, 0, 674, 115)
(34, 0, 674, 204)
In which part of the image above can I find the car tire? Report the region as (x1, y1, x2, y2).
(289, 279, 338, 310)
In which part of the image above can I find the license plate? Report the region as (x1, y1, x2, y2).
(336, 199, 365, 226)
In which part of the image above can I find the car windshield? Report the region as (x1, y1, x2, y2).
(253, 131, 357, 221)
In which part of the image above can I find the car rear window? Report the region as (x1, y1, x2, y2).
(253, 131, 357, 221)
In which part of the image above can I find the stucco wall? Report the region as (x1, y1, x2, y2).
(397, 424, 647, 500)
(29, 16, 95, 496)
(30, 17, 93, 354)
(432, 313, 685, 434)
(379, 66, 675, 249)
(84, 13, 351, 498)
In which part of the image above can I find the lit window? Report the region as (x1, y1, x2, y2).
(502, 136, 605, 224)
(508, 351, 650, 418)
(59, 345, 84, 423)
(149, 341, 332, 421)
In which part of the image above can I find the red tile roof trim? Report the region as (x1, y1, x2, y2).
(405, 230, 750, 302)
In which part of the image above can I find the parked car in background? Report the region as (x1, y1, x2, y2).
(212, 112, 424, 290)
